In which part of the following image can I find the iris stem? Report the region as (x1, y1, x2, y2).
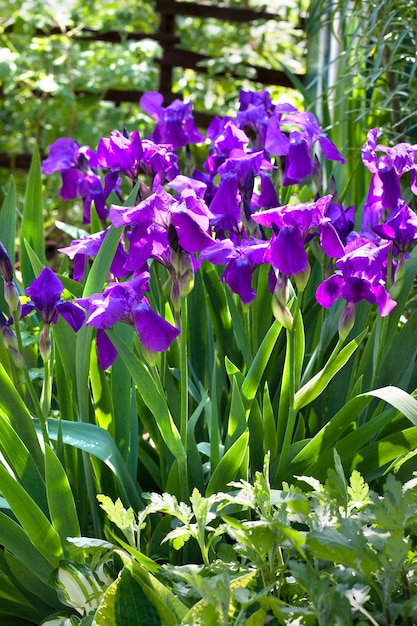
(41, 349, 52, 422)
(179, 297, 189, 500)
(12, 310, 49, 444)
(180, 297, 188, 447)
(275, 290, 303, 484)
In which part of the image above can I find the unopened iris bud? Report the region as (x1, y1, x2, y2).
(338, 301, 356, 341)
(294, 262, 311, 292)
(170, 279, 181, 313)
(40, 324, 51, 362)
(390, 255, 406, 299)
(4, 280, 21, 315)
(1, 324, 18, 351)
(0, 242, 13, 282)
(274, 271, 289, 307)
(141, 344, 159, 367)
(179, 252, 194, 298)
(272, 296, 293, 330)
(9, 347, 25, 369)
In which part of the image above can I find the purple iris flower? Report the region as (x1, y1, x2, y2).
(110, 184, 215, 272)
(372, 199, 417, 254)
(200, 236, 268, 303)
(42, 138, 120, 223)
(97, 130, 180, 187)
(97, 129, 143, 180)
(236, 89, 277, 148)
(140, 91, 205, 149)
(265, 110, 345, 185)
(316, 238, 396, 316)
(204, 118, 249, 176)
(23, 267, 85, 330)
(77, 273, 180, 369)
(58, 228, 131, 282)
(361, 128, 417, 230)
(209, 150, 268, 233)
(252, 195, 340, 276)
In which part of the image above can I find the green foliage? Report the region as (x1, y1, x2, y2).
(306, 0, 417, 206)
(72, 454, 417, 625)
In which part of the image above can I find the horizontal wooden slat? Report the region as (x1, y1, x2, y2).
(0, 21, 180, 45)
(159, 47, 303, 89)
(156, 0, 282, 23)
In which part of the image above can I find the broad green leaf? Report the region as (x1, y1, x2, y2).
(0, 414, 47, 515)
(353, 426, 417, 479)
(206, 431, 249, 497)
(201, 263, 239, 365)
(293, 329, 367, 411)
(291, 386, 417, 477)
(45, 445, 81, 548)
(226, 377, 247, 449)
(90, 338, 114, 432)
(0, 464, 63, 568)
(111, 324, 136, 463)
(0, 362, 43, 469)
(3, 550, 58, 612)
(42, 418, 143, 511)
(20, 145, 45, 286)
(241, 319, 282, 404)
(93, 567, 161, 626)
(0, 511, 54, 583)
(262, 383, 277, 458)
(225, 288, 252, 364)
(23, 239, 45, 277)
(128, 560, 188, 624)
(106, 330, 185, 462)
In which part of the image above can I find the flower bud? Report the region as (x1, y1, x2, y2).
(338, 301, 356, 341)
(2, 324, 18, 351)
(40, 324, 51, 362)
(274, 271, 289, 307)
(4, 280, 21, 316)
(294, 262, 311, 293)
(179, 252, 194, 298)
(390, 254, 406, 299)
(141, 344, 159, 367)
(0, 242, 13, 282)
(9, 347, 26, 370)
(170, 279, 181, 313)
(272, 296, 293, 330)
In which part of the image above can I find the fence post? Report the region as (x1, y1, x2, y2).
(157, 0, 176, 101)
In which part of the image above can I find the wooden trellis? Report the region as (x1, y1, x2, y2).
(0, 0, 305, 169)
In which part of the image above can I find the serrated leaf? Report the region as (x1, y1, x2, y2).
(97, 495, 135, 530)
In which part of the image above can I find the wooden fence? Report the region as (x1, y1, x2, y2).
(0, 0, 306, 169)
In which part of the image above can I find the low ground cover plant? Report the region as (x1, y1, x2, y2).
(1, 89, 417, 623)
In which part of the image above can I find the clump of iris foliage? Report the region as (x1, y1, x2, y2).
(1, 89, 417, 624)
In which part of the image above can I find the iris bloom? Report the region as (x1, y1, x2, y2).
(58, 228, 130, 282)
(361, 128, 417, 230)
(109, 184, 215, 272)
(77, 274, 180, 369)
(265, 110, 345, 185)
(252, 195, 342, 276)
(23, 267, 85, 360)
(97, 129, 179, 186)
(200, 236, 268, 303)
(372, 200, 417, 254)
(140, 91, 205, 149)
(42, 138, 120, 223)
(24, 267, 85, 330)
(316, 239, 396, 316)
